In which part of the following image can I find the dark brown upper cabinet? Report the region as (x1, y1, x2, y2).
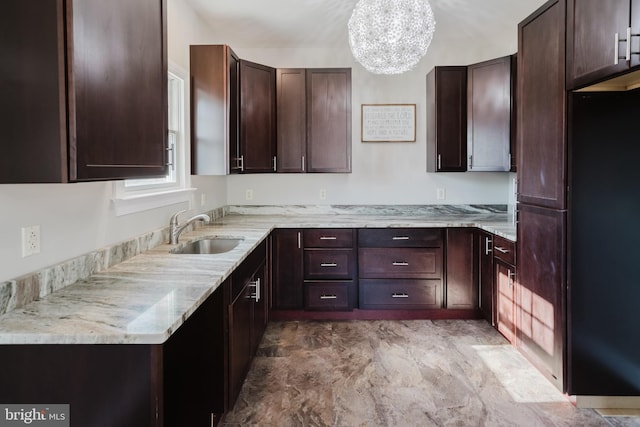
(427, 66, 468, 172)
(239, 60, 276, 173)
(567, 0, 640, 90)
(190, 45, 239, 175)
(276, 69, 307, 172)
(2, 0, 168, 183)
(517, 0, 567, 210)
(276, 68, 352, 173)
(467, 55, 516, 172)
(306, 69, 352, 173)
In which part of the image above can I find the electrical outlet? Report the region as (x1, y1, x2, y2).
(245, 189, 254, 201)
(22, 225, 40, 257)
(436, 188, 446, 200)
(319, 189, 327, 200)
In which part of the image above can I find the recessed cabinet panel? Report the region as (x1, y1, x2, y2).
(276, 68, 306, 172)
(359, 248, 442, 279)
(304, 249, 354, 280)
(306, 69, 352, 172)
(445, 228, 477, 309)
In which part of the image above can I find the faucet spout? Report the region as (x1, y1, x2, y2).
(169, 210, 211, 244)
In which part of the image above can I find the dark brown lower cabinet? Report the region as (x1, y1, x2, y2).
(271, 229, 304, 310)
(228, 241, 269, 409)
(445, 228, 478, 309)
(495, 259, 517, 345)
(0, 283, 228, 427)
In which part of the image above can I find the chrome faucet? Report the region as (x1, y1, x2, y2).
(169, 210, 211, 244)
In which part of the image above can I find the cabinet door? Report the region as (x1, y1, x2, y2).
(495, 260, 516, 344)
(467, 56, 512, 172)
(164, 284, 227, 425)
(517, 204, 565, 391)
(517, 0, 567, 209)
(306, 69, 352, 172)
(71, 0, 167, 181)
(228, 282, 253, 405)
(445, 229, 478, 309)
(566, 0, 630, 89)
(426, 66, 467, 172)
(478, 232, 494, 324)
(276, 68, 306, 172)
(240, 60, 276, 173)
(190, 45, 239, 175)
(271, 229, 304, 310)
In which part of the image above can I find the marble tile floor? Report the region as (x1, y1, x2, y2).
(221, 320, 640, 427)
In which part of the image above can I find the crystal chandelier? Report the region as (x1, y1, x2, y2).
(348, 0, 436, 74)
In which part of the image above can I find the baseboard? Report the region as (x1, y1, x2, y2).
(576, 395, 640, 410)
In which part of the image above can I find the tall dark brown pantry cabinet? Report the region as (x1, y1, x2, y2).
(517, 0, 567, 392)
(2, 0, 168, 183)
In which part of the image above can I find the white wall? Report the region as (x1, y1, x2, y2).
(214, 20, 521, 205)
(0, 0, 223, 283)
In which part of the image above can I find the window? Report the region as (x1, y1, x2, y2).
(112, 65, 194, 216)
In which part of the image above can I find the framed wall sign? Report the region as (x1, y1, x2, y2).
(361, 104, 416, 142)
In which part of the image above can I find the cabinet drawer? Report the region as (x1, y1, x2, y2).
(304, 229, 353, 248)
(359, 248, 442, 279)
(359, 279, 442, 309)
(493, 235, 515, 265)
(305, 281, 354, 311)
(358, 228, 442, 248)
(304, 249, 355, 279)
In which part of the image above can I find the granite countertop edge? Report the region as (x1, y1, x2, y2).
(0, 213, 515, 345)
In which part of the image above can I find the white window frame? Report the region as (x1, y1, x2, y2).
(112, 63, 195, 216)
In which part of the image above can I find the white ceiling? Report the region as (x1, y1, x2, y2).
(183, 0, 548, 49)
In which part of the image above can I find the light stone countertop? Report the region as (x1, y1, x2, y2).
(0, 211, 515, 345)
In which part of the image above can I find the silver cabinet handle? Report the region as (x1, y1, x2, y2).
(301, 156, 305, 172)
(392, 293, 409, 298)
(627, 27, 632, 61)
(392, 236, 409, 240)
(508, 269, 515, 288)
(320, 263, 338, 267)
(320, 236, 337, 240)
(392, 261, 409, 266)
(320, 295, 337, 300)
(437, 154, 442, 170)
(249, 278, 261, 302)
(273, 156, 277, 172)
(485, 236, 493, 255)
(297, 231, 301, 249)
(494, 246, 509, 254)
(615, 28, 632, 64)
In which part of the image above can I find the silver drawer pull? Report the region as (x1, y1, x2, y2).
(320, 295, 337, 300)
(392, 261, 409, 266)
(320, 236, 337, 240)
(392, 236, 410, 240)
(494, 246, 510, 254)
(320, 263, 338, 267)
(392, 293, 409, 298)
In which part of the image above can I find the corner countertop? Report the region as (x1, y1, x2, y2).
(0, 210, 515, 345)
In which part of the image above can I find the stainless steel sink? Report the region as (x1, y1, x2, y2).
(171, 238, 243, 254)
